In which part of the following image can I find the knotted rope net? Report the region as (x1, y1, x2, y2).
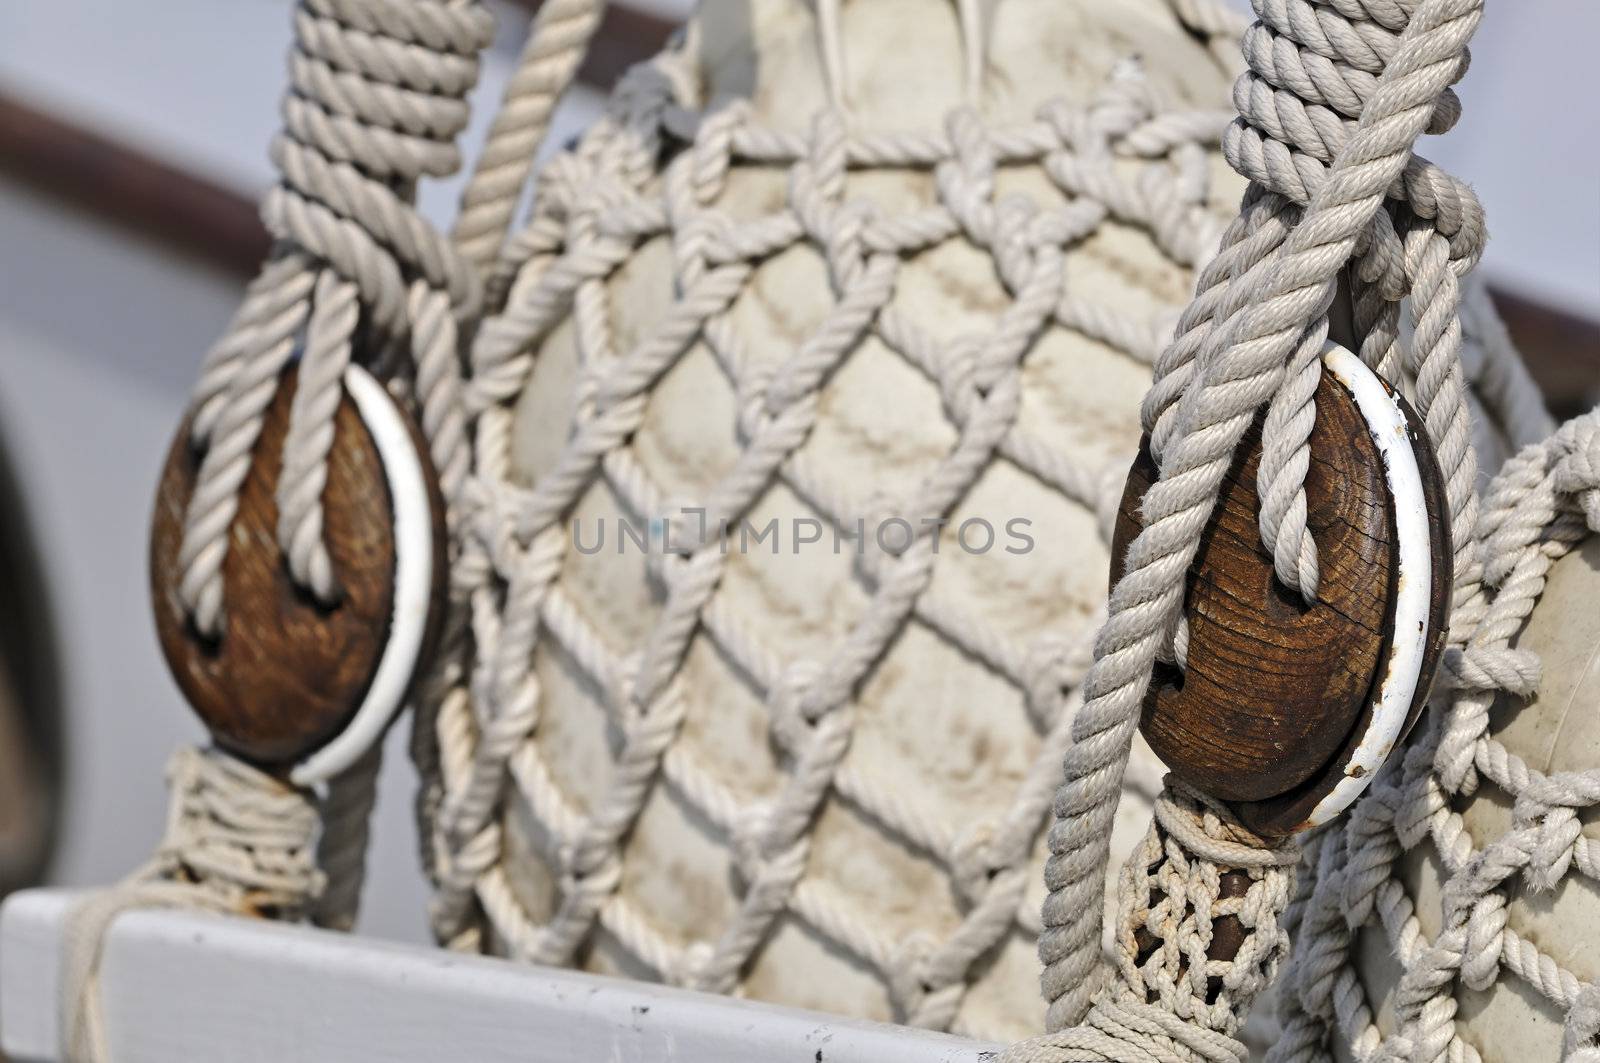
(422, 0, 1258, 1038)
(76, 0, 1592, 1060)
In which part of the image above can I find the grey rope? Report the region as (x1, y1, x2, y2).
(62, 2, 509, 1052)
(1031, 0, 1488, 1050)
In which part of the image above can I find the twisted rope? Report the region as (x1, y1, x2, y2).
(61, 749, 324, 1062)
(149, 0, 607, 946)
(73, 9, 593, 1037)
(419, 0, 1252, 1038)
(91, 0, 1578, 1058)
(1028, 0, 1491, 1054)
(453, 0, 606, 277)
(178, 0, 493, 642)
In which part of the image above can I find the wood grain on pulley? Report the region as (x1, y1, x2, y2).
(149, 365, 445, 770)
(1112, 362, 1450, 838)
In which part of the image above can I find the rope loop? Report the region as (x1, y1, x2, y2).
(1039, 0, 1488, 1039)
(176, 0, 497, 643)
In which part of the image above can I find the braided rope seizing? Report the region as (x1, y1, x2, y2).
(1008, 783, 1299, 1063)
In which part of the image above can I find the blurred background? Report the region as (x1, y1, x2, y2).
(0, 0, 1594, 947)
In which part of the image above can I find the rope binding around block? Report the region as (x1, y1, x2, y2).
(56, 1, 1600, 1062)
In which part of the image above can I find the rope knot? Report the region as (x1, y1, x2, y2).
(768, 659, 828, 752)
(885, 931, 942, 1023)
(950, 822, 1002, 904)
(1554, 412, 1600, 529)
(1438, 643, 1541, 697)
(1523, 805, 1581, 891)
(1566, 984, 1600, 1062)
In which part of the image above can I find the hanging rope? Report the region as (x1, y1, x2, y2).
(138, 0, 605, 938)
(1014, 0, 1494, 1057)
(158, 0, 502, 941)
(178, 0, 495, 640)
(60, 0, 598, 1051)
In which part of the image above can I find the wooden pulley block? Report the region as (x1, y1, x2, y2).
(1111, 346, 1451, 838)
(149, 364, 446, 785)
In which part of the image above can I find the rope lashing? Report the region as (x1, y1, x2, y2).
(61, 749, 323, 1062)
(1030, 0, 1489, 1050)
(176, 0, 496, 641)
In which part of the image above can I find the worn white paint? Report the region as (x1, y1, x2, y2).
(1307, 345, 1434, 828)
(0, 889, 1000, 1063)
(291, 367, 435, 786)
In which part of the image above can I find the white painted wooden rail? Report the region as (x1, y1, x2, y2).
(0, 889, 999, 1062)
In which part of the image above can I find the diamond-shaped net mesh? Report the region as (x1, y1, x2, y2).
(423, 3, 1247, 1039)
(411, 2, 1581, 1049)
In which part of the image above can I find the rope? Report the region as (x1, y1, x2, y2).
(144, 0, 607, 951)
(1028, 0, 1492, 1053)
(82, 0, 1581, 1058)
(156, 0, 503, 938)
(452, 0, 607, 277)
(59, 0, 557, 1048)
(1006, 783, 1299, 1062)
(60, 749, 324, 1062)
(178, 0, 494, 645)
(420, 0, 1252, 1035)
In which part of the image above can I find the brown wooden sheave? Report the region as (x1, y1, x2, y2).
(149, 367, 446, 770)
(1112, 367, 1450, 838)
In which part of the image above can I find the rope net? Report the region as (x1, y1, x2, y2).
(418, 0, 1557, 1051)
(421, 0, 1255, 1039)
(69, 0, 1596, 1059)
